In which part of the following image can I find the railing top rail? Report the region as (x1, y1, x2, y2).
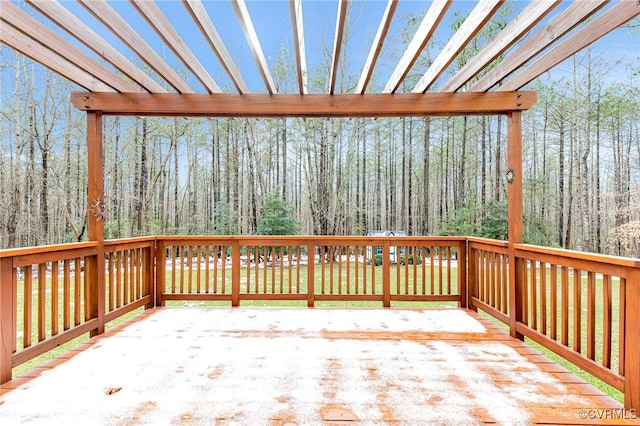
(156, 235, 468, 244)
(514, 243, 640, 269)
(466, 237, 509, 248)
(0, 241, 97, 258)
(104, 236, 157, 246)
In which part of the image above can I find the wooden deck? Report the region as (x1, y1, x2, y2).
(0, 307, 638, 425)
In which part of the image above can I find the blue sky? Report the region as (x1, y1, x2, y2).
(4, 1, 640, 93)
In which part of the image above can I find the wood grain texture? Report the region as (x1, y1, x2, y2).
(70, 91, 537, 117)
(2, 308, 638, 424)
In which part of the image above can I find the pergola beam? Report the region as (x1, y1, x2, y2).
(71, 91, 536, 117)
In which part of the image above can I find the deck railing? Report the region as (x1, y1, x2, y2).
(156, 236, 466, 307)
(1, 235, 638, 409)
(468, 237, 640, 410)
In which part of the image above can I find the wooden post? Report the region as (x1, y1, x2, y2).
(467, 245, 477, 311)
(307, 244, 315, 307)
(458, 241, 468, 308)
(382, 241, 391, 308)
(231, 240, 240, 307)
(506, 111, 524, 340)
(0, 257, 16, 383)
(144, 244, 154, 309)
(624, 267, 640, 411)
(87, 111, 105, 336)
(155, 239, 165, 307)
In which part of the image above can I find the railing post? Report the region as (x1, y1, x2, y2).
(382, 241, 391, 308)
(458, 240, 468, 308)
(507, 111, 524, 340)
(509, 257, 524, 340)
(624, 267, 640, 411)
(231, 240, 240, 307)
(87, 111, 105, 336)
(0, 257, 16, 384)
(155, 238, 165, 307)
(307, 243, 315, 308)
(468, 245, 476, 311)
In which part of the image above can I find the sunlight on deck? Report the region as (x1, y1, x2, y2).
(0, 308, 635, 425)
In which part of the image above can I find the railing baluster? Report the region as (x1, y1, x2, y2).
(550, 263, 557, 340)
(540, 262, 547, 335)
(602, 274, 612, 369)
(221, 246, 227, 294)
(496, 254, 502, 312)
(501, 254, 508, 314)
(196, 246, 202, 294)
(187, 246, 193, 294)
(347, 246, 352, 294)
(421, 246, 426, 295)
(63, 259, 70, 331)
(288, 247, 293, 294)
(561, 266, 569, 346)
(531, 260, 538, 331)
(180, 246, 186, 294)
(107, 253, 114, 311)
(430, 248, 435, 294)
(395, 246, 401, 295)
(123, 251, 129, 305)
(272, 247, 277, 294)
(521, 259, 528, 326)
(116, 251, 123, 307)
(446, 247, 451, 295)
(51, 261, 59, 336)
(74, 258, 81, 326)
(38, 263, 47, 342)
(204, 245, 210, 294)
(214, 246, 220, 294)
(438, 247, 443, 296)
(573, 268, 582, 353)
(171, 246, 177, 294)
(619, 277, 626, 376)
(24, 266, 32, 349)
(587, 271, 596, 361)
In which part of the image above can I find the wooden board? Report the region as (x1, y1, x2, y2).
(1, 307, 638, 425)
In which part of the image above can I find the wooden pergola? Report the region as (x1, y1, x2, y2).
(2, 1, 638, 242)
(2, 0, 640, 413)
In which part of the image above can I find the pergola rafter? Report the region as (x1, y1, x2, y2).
(78, 0, 195, 93)
(412, 0, 503, 93)
(25, 0, 167, 93)
(0, 1, 636, 96)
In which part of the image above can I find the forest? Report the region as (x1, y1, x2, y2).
(1, 10, 639, 258)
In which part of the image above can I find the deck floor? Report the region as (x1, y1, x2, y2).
(0, 307, 638, 425)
